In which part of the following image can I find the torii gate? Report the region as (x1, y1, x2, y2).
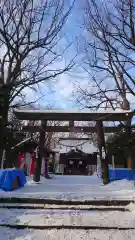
(14, 109, 134, 184)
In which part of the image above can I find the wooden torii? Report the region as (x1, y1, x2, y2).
(14, 109, 134, 184)
(21, 125, 135, 133)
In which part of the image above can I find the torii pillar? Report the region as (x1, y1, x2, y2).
(96, 120, 110, 184)
(33, 120, 47, 182)
(126, 121, 135, 169)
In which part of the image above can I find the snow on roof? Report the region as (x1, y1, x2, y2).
(14, 108, 134, 122)
(11, 137, 36, 150)
(14, 109, 133, 115)
(14, 108, 132, 114)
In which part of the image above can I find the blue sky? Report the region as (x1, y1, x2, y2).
(22, 0, 135, 114)
(23, 1, 82, 110)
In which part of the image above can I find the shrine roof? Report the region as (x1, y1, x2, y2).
(11, 138, 37, 151)
(14, 109, 134, 122)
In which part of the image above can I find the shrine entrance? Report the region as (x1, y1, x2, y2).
(66, 159, 87, 175)
(14, 109, 134, 184)
(60, 149, 97, 175)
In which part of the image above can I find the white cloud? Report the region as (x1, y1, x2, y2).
(53, 74, 73, 98)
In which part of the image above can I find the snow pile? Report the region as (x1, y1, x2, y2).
(104, 179, 135, 190)
(127, 203, 135, 213)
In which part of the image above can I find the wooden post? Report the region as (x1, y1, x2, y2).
(112, 155, 115, 180)
(126, 118, 134, 169)
(127, 152, 134, 169)
(101, 158, 110, 184)
(96, 120, 110, 184)
(33, 120, 46, 182)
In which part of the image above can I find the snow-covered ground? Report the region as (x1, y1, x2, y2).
(0, 175, 135, 201)
(0, 175, 135, 239)
(0, 208, 134, 227)
(0, 206, 135, 239)
(0, 228, 135, 240)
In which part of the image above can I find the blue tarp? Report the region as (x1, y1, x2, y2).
(0, 169, 27, 191)
(109, 168, 135, 182)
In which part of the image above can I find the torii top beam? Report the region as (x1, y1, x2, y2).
(14, 109, 134, 122)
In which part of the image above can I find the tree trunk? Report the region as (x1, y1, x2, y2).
(121, 96, 130, 111)
(5, 150, 14, 168)
(121, 96, 134, 169)
(0, 87, 10, 167)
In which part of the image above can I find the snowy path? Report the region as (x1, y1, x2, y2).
(0, 175, 135, 201)
(0, 175, 135, 239)
(0, 208, 134, 228)
(0, 228, 135, 240)
(0, 206, 135, 239)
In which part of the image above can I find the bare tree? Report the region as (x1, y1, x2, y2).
(74, 0, 135, 111)
(0, 0, 75, 162)
(72, 0, 135, 183)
